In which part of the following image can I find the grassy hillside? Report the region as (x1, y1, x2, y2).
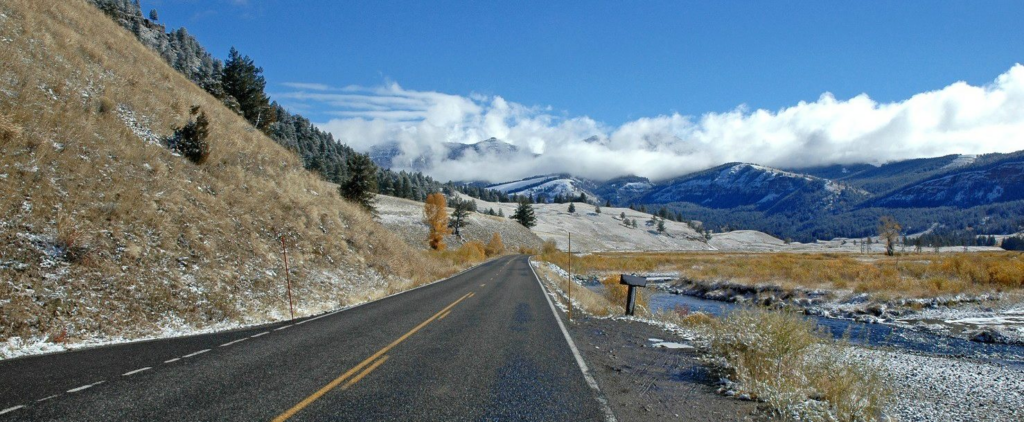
(0, 0, 454, 355)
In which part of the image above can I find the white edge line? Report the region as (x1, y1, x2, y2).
(122, 367, 152, 376)
(220, 338, 247, 347)
(0, 405, 24, 415)
(67, 381, 103, 393)
(528, 257, 618, 422)
(164, 357, 180, 363)
(182, 349, 210, 358)
(250, 331, 269, 338)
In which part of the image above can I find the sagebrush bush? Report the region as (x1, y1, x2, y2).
(705, 308, 891, 421)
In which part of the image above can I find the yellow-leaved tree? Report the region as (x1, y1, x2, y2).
(485, 232, 505, 257)
(424, 193, 450, 250)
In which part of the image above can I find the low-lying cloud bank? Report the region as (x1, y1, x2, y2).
(279, 64, 1024, 183)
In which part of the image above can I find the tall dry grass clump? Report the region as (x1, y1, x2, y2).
(705, 308, 891, 421)
(0, 0, 456, 351)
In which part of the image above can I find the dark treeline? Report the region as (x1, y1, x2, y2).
(664, 200, 1024, 244)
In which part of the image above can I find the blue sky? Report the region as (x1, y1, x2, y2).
(141, 0, 1024, 181)
(142, 0, 1023, 125)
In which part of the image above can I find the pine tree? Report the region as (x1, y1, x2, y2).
(657, 219, 666, 234)
(631, 220, 638, 229)
(340, 153, 378, 214)
(149, 9, 158, 21)
(168, 105, 211, 165)
(620, 212, 626, 220)
(448, 197, 471, 237)
(222, 47, 275, 132)
(595, 204, 601, 214)
(498, 208, 505, 218)
(512, 200, 537, 228)
(605, 199, 611, 207)
(568, 202, 576, 214)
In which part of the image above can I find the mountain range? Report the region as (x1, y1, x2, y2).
(369, 140, 1024, 242)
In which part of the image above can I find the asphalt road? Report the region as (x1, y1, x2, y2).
(0, 255, 611, 421)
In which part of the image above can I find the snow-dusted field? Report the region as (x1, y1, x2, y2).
(375, 194, 543, 251)
(461, 195, 713, 253)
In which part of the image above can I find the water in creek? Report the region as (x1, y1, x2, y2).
(647, 291, 1024, 367)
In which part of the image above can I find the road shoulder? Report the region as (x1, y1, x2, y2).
(566, 316, 764, 422)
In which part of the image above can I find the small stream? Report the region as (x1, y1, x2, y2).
(645, 290, 1024, 367)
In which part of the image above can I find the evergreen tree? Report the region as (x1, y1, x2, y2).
(340, 153, 378, 214)
(631, 220, 638, 229)
(149, 9, 158, 20)
(448, 197, 471, 237)
(168, 105, 211, 165)
(498, 208, 505, 218)
(605, 199, 611, 207)
(595, 204, 601, 214)
(512, 200, 537, 228)
(657, 219, 666, 234)
(568, 202, 576, 213)
(222, 47, 275, 132)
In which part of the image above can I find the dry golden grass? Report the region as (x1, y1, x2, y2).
(539, 251, 1024, 299)
(533, 264, 619, 317)
(0, 0, 459, 346)
(705, 309, 891, 421)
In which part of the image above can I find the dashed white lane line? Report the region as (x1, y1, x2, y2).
(0, 405, 24, 415)
(36, 395, 59, 403)
(164, 357, 181, 364)
(67, 381, 104, 393)
(251, 331, 270, 338)
(182, 349, 210, 358)
(122, 367, 152, 376)
(220, 338, 247, 347)
(274, 325, 293, 331)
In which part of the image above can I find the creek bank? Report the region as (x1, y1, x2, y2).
(658, 278, 1024, 346)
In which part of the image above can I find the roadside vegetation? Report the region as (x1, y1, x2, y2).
(540, 251, 1024, 299)
(534, 254, 891, 421)
(662, 308, 892, 422)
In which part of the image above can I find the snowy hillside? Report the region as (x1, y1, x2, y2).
(460, 195, 712, 253)
(487, 175, 600, 203)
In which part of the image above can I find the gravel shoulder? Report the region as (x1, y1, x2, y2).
(566, 316, 764, 422)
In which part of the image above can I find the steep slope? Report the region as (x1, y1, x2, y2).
(0, 0, 452, 355)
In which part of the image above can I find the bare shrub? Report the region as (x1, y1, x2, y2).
(97, 96, 115, 114)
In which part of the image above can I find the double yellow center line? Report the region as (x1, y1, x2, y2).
(271, 291, 475, 421)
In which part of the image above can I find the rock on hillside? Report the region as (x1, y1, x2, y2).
(375, 195, 543, 251)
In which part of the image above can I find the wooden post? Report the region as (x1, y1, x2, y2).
(281, 235, 294, 321)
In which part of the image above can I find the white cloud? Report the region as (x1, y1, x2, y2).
(288, 65, 1024, 183)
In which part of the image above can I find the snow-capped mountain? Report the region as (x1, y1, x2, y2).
(637, 163, 870, 211)
(487, 175, 600, 202)
(870, 157, 1024, 208)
